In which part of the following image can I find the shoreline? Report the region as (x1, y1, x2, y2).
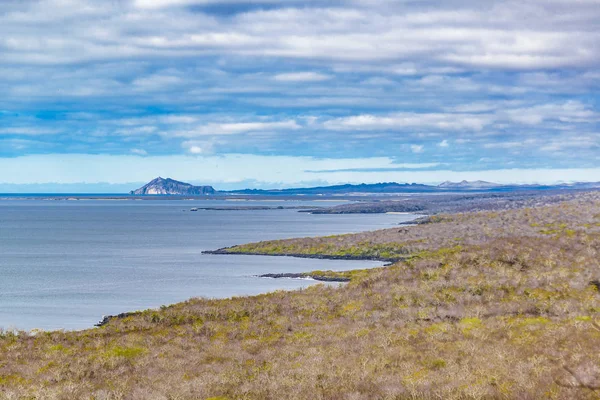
(258, 272, 351, 282)
(63, 213, 420, 331)
(202, 248, 405, 263)
(93, 272, 358, 327)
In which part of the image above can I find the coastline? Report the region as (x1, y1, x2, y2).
(258, 272, 351, 282)
(202, 248, 405, 263)
(2, 200, 416, 332)
(94, 272, 357, 327)
(91, 216, 420, 330)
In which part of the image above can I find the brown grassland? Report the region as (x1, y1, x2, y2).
(2, 192, 600, 399)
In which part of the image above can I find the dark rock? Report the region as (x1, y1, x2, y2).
(95, 312, 135, 327)
(259, 273, 350, 282)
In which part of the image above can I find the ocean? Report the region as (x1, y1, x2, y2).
(0, 198, 416, 331)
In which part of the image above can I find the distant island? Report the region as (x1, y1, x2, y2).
(130, 177, 215, 195)
(130, 177, 600, 196)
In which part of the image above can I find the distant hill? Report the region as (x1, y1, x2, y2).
(438, 180, 502, 189)
(230, 180, 600, 195)
(130, 177, 215, 195)
(129, 178, 600, 197)
(229, 182, 438, 195)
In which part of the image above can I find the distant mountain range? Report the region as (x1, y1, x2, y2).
(130, 177, 600, 196)
(130, 177, 215, 195)
(229, 180, 600, 195)
(230, 182, 437, 195)
(437, 180, 502, 189)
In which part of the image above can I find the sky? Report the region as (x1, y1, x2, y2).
(0, 0, 599, 191)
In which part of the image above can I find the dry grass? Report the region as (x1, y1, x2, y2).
(2, 192, 600, 399)
(223, 191, 600, 260)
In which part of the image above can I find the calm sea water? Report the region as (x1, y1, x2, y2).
(0, 199, 416, 331)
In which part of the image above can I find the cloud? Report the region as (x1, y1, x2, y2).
(133, 0, 199, 9)
(0, 127, 62, 135)
(323, 113, 491, 131)
(483, 141, 528, 149)
(410, 144, 424, 153)
(0, 0, 599, 182)
(500, 101, 598, 125)
(306, 163, 442, 173)
(182, 140, 215, 154)
(273, 72, 332, 82)
(1, 1, 597, 69)
(172, 120, 301, 137)
(133, 0, 283, 9)
(188, 146, 204, 154)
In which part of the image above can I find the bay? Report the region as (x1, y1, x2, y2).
(0, 199, 416, 331)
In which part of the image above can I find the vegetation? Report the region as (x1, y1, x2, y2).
(218, 191, 600, 261)
(304, 189, 589, 215)
(2, 192, 600, 399)
(220, 238, 411, 261)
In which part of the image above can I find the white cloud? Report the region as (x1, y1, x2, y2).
(410, 144, 424, 153)
(182, 140, 215, 154)
(133, 0, 198, 9)
(172, 120, 301, 137)
(539, 135, 599, 152)
(0, 127, 61, 135)
(320, 101, 597, 135)
(323, 113, 491, 131)
(130, 148, 148, 155)
(438, 140, 449, 147)
(483, 141, 527, 149)
(115, 126, 158, 135)
(500, 101, 597, 125)
(1, 1, 597, 69)
(133, 0, 283, 9)
(273, 72, 332, 82)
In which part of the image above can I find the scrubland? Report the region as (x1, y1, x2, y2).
(304, 189, 587, 215)
(2, 192, 600, 399)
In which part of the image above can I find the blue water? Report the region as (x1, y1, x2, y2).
(0, 199, 416, 331)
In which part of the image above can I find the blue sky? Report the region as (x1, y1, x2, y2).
(0, 0, 599, 191)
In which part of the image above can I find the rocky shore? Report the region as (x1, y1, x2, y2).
(95, 312, 136, 327)
(258, 273, 351, 282)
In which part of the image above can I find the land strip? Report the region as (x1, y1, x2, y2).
(302, 189, 596, 215)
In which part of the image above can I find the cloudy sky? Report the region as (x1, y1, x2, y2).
(1, 0, 599, 191)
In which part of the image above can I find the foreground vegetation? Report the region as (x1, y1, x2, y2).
(2, 192, 600, 399)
